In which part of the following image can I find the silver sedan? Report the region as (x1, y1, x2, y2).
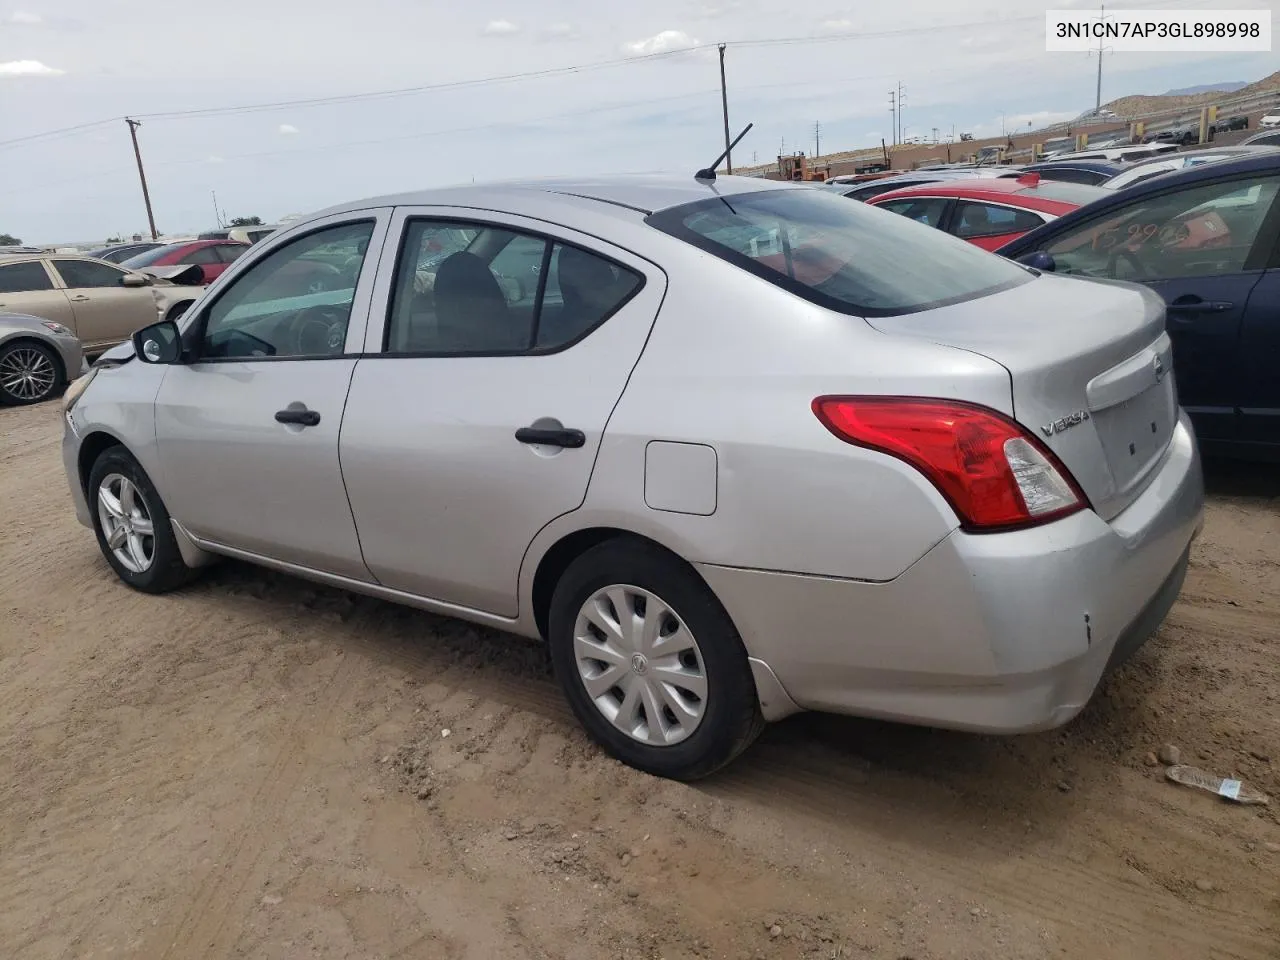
(60, 175, 1203, 780)
(0, 311, 86, 405)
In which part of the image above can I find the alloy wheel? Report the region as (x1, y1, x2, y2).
(0, 346, 56, 401)
(96, 473, 156, 574)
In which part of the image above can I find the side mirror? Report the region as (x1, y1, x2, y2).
(121, 273, 150, 287)
(132, 319, 183, 364)
(1018, 251, 1057, 272)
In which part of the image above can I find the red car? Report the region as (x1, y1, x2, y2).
(866, 174, 1109, 250)
(119, 239, 249, 285)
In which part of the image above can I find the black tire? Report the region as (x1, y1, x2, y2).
(0, 339, 63, 406)
(87, 446, 197, 594)
(548, 538, 764, 781)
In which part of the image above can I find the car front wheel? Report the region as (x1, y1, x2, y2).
(548, 538, 764, 780)
(88, 447, 197, 593)
(0, 340, 62, 406)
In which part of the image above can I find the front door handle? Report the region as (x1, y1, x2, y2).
(275, 407, 321, 427)
(69, 295, 91, 302)
(515, 425, 585, 448)
(1167, 298, 1233, 314)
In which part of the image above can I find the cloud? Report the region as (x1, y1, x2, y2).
(696, 0, 740, 15)
(0, 59, 63, 76)
(7, 10, 41, 24)
(278, 123, 300, 135)
(819, 19, 854, 33)
(482, 19, 520, 36)
(621, 30, 701, 58)
(207, 155, 225, 164)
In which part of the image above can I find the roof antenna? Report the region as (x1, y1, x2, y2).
(695, 122, 753, 182)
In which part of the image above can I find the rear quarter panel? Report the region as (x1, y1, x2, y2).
(558, 246, 1017, 582)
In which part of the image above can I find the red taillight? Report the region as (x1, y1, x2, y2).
(812, 396, 1088, 532)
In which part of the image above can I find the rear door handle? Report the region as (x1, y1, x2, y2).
(69, 295, 91, 302)
(515, 425, 585, 448)
(1167, 298, 1233, 314)
(275, 407, 321, 427)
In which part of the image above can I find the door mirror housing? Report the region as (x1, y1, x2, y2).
(120, 272, 150, 287)
(132, 319, 183, 364)
(1017, 251, 1057, 272)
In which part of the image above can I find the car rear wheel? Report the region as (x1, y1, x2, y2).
(0, 340, 62, 406)
(548, 538, 764, 780)
(88, 447, 197, 594)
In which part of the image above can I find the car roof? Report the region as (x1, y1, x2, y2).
(867, 177, 1090, 211)
(1021, 159, 1127, 174)
(999, 150, 1280, 256)
(304, 174, 808, 223)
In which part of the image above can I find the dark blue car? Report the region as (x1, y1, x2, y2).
(999, 152, 1280, 461)
(998, 159, 1128, 186)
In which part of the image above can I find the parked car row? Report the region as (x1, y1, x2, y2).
(0, 239, 251, 404)
(58, 169, 1207, 781)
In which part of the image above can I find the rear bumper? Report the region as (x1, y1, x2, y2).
(698, 411, 1204, 732)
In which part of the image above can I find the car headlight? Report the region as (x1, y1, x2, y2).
(63, 367, 98, 412)
(41, 320, 74, 338)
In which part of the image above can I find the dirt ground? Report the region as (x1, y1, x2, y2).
(1, 401, 1278, 960)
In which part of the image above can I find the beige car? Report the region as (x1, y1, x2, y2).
(0, 254, 174, 354)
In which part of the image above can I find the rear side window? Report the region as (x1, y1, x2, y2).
(0, 260, 53, 293)
(215, 244, 248, 263)
(385, 220, 642, 355)
(953, 202, 1044, 239)
(647, 188, 1029, 316)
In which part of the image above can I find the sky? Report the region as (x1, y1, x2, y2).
(0, 0, 1274, 242)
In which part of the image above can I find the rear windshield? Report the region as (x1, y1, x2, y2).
(1024, 181, 1111, 205)
(646, 188, 1029, 316)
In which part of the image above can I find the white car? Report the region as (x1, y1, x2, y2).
(1259, 114, 1280, 129)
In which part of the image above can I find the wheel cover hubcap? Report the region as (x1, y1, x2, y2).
(573, 584, 707, 746)
(96, 473, 156, 574)
(0, 347, 55, 400)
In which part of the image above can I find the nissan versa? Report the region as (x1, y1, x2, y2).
(61, 175, 1204, 780)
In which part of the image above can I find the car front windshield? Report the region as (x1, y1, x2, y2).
(646, 188, 1029, 316)
(120, 244, 180, 269)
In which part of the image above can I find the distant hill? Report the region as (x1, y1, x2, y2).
(1162, 82, 1248, 96)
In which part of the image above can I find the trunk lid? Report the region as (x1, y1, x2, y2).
(865, 273, 1177, 520)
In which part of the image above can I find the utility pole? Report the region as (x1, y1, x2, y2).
(888, 90, 896, 146)
(125, 118, 158, 240)
(897, 83, 906, 146)
(211, 190, 223, 228)
(718, 43, 732, 174)
(1095, 3, 1106, 112)
(814, 120, 821, 158)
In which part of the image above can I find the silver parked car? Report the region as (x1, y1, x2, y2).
(0, 311, 86, 405)
(61, 175, 1204, 780)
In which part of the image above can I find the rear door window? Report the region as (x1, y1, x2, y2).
(952, 202, 1045, 239)
(647, 187, 1029, 316)
(0, 260, 54, 292)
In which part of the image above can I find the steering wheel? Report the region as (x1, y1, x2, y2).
(300, 262, 343, 294)
(287, 305, 349, 355)
(1106, 247, 1149, 280)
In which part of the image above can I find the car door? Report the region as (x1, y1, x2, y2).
(0, 260, 76, 327)
(152, 212, 391, 579)
(339, 208, 665, 617)
(1038, 173, 1280, 445)
(948, 201, 1048, 251)
(49, 258, 155, 351)
(1236, 252, 1280, 447)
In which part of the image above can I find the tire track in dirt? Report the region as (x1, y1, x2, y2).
(146, 652, 357, 960)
